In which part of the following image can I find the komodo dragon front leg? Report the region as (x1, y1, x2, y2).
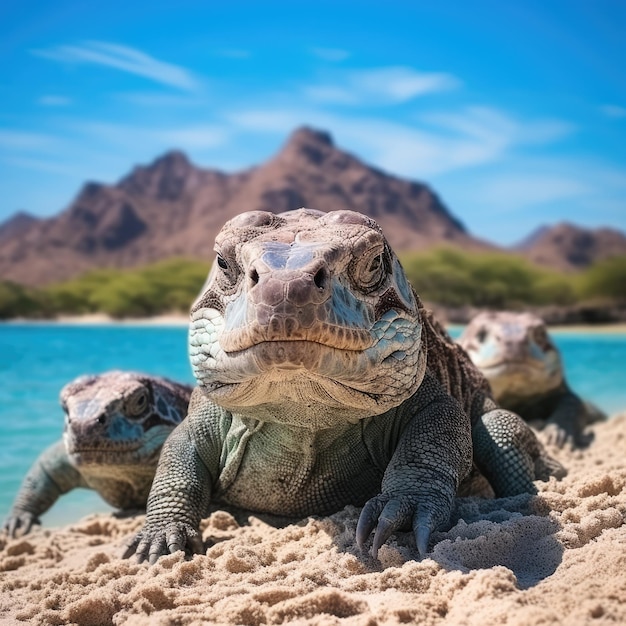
(123, 392, 225, 563)
(5, 441, 87, 536)
(472, 405, 566, 496)
(357, 371, 472, 558)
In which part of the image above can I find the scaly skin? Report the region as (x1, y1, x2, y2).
(124, 209, 564, 564)
(4, 371, 192, 537)
(458, 311, 606, 448)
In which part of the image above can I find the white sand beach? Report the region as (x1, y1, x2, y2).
(7, 314, 626, 334)
(1, 413, 625, 625)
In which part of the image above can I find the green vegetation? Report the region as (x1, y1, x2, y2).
(577, 256, 626, 303)
(0, 281, 48, 319)
(1, 252, 625, 320)
(0, 258, 211, 319)
(399, 248, 577, 309)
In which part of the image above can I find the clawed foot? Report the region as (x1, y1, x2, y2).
(122, 521, 205, 564)
(355, 494, 442, 559)
(3, 511, 39, 538)
(542, 423, 571, 449)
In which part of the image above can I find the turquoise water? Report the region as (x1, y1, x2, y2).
(1, 323, 625, 527)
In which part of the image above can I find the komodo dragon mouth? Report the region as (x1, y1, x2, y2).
(65, 427, 170, 467)
(66, 442, 142, 453)
(67, 447, 144, 467)
(479, 358, 547, 372)
(219, 338, 374, 370)
(218, 325, 374, 354)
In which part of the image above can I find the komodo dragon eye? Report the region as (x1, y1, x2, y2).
(532, 326, 550, 350)
(215, 252, 240, 284)
(216, 254, 228, 270)
(126, 388, 149, 417)
(355, 249, 387, 293)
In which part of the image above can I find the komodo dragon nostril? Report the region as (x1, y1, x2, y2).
(249, 268, 259, 286)
(313, 266, 328, 291)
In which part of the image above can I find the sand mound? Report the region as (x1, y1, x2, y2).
(1, 415, 625, 625)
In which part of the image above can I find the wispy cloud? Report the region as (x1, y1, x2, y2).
(38, 95, 72, 107)
(75, 121, 228, 151)
(340, 117, 502, 177)
(423, 107, 574, 147)
(477, 175, 591, 211)
(353, 67, 460, 102)
(32, 41, 200, 91)
(303, 86, 358, 105)
(600, 104, 626, 119)
(304, 66, 459, 105)
(227, 105, 571, 177)
(1, 155, 77, 175)
(116, 92, 208, 108)
(156, 126, 228, 149)
(311, 48, 351, 62)
(0, 129, 58, 151)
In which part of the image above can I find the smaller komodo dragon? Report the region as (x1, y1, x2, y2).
(124, 209, 564, 564)
(4, 371, 193, 537)
(458, 311, 606, 448)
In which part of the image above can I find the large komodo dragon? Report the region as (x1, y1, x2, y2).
(458, 311, 606, 448)
(124, 209, 564, 564)
(4, 371, 192, 537)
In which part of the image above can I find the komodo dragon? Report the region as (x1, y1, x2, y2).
(4, 371, 192, 537)
(458, 311, 606, 448)
(124, 209, 564, 564)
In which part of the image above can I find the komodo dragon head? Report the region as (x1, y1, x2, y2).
(189, 209, 425, 428)
(60, 371, 191, 467)
(458, 311, 563, 405)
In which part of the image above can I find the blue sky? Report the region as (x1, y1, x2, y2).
(1, 0, 625, 245)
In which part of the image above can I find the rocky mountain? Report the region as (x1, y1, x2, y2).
(0, 127, 488, 286)
(516, 223, 626, 271)
(0, 211, 41, 244)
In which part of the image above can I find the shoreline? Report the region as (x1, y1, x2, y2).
(4, 314, 626, 334)
(1, 313, 191, 326)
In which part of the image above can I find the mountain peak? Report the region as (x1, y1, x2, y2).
(288, 126, 334, 148)
(118, 149, 196, 201)
(277, 127, 336, 166)
(517, 222, 626, 270)
(151, 149, 192, 169)
(0, 210, 40, 243)
(513, 224, 552, 251)
(0, 210, 38, 226)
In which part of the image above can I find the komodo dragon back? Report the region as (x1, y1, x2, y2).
(125, 209, 564, 564)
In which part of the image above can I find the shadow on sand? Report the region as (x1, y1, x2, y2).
(201, 489, 564, 591)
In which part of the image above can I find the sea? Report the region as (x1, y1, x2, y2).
(1, 322, 625, 528)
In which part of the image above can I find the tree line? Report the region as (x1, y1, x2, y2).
(0, 252, 625, 319)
